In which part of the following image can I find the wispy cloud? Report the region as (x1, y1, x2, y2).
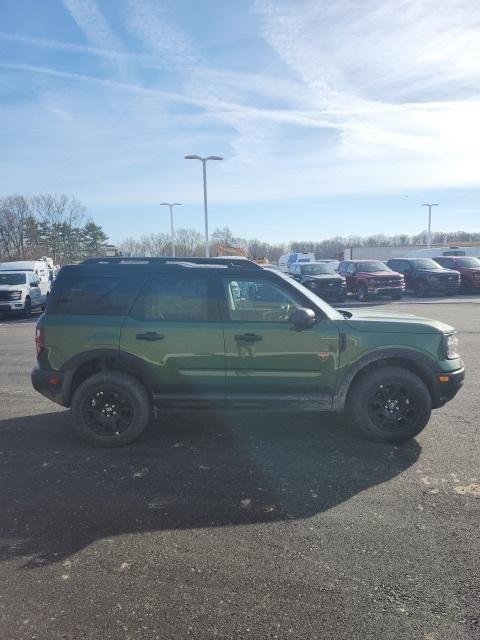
(0, 31, 145, 61)
(1, 0, 480, 235)
(63, 0, 124, 52)
(253, 0, 480, 169)
(125, 0, 199, 69)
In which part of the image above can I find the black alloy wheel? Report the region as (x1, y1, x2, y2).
(82, 388, 134, 437)
(366, 382, 421, 433)
(347, 366, 432, 443)
(71, 371, 151, 446)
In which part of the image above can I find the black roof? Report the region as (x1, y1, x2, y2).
(57, 256, 264, 278)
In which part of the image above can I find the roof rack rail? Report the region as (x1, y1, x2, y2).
(81, 256, 263, 269)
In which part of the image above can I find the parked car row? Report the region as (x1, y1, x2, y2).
(280, 254, 480, 303)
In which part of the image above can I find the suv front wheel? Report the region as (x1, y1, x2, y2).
(71, 371, 151, 446)
(356, 285, 369, 302)
(415, 280, 428, 297)
(22, 297, 32, 318)
(347, 366, 432, 443)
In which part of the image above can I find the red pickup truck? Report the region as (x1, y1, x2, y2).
(433, 256, 480, 293)
(337, 260, 405, 301)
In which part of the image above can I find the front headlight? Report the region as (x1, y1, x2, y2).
(444, 332, 460, 359)
(9, 290, 22, 300)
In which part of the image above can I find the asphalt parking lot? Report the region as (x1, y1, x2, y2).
(0, 300, 479, 640)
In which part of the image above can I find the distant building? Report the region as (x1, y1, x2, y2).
(103, 244, 118, 257)
(343, 243, 480, 261)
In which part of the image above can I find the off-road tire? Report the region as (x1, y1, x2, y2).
(71, 371, 151, 447)
(347, 366, 432, 443)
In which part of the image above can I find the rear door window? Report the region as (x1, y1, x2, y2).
(130, 276, 216, 322)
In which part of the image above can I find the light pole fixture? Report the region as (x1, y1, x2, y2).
(160, 202, 182, 257)
(184, 155, 223, 257)
(421, 203, 439, 248)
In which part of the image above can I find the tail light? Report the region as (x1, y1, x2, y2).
(35, 326, 45, 357)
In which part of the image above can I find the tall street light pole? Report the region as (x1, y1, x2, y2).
(184, 155, 223, 257)
(160, 202, 181, 257)
(421, 203, 439, 248)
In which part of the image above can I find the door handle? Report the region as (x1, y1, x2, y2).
(136, 332, 164, 341)
(234, 333, 263, 343)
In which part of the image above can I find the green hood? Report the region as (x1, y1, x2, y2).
(343, 309, 454, 334)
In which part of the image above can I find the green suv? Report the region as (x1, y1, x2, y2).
(32, 257, 464, 447)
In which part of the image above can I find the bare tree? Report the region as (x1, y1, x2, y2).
(211, 227, 234, 246)
(142, 233, 171, 256)
(174, 228, 204, 256)
(31, 194, 86, 263)
(0, 195, 32, 258)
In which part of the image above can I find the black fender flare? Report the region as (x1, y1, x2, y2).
(332, 348, 438, 411)
(59, 349, 156, 404)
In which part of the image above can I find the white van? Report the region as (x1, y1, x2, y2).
(0, 270, 46, 317)
(278, 252, 315, 273)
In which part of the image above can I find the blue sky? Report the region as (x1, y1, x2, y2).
(1, 0, 479, 245)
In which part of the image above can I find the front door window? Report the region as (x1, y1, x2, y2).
(224, 278, 301, 323)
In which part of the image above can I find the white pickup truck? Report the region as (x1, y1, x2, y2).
(0, 269, 48, 317)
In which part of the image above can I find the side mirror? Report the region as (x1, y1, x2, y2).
(290, 307, 317, 328)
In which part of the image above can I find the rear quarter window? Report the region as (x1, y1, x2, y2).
(48, 276, 145, 315)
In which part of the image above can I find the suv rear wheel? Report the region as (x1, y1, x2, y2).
(71, 371, 151, 447)
(347, 366, 432, 443)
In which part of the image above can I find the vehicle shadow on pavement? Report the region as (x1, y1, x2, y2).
(0, 410, 420, 567)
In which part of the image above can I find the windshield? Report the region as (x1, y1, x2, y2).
(301, 263, 335, 275)
(356, 262, 390, 272)
(451, 257, 480, 268)
(0, 273, 26, 285)
(413, 259, 443, 270)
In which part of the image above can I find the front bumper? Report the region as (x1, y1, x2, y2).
(432, 366, 465, 408)
(426, 281, 460, 294)
(31, 365, 71, 407)
(315, 287, 346, 300)
(463, 277, 480, 290)
(306, 282, 346, 300)
(367, 285, 405, 295)
(0, 301, 25, 312)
